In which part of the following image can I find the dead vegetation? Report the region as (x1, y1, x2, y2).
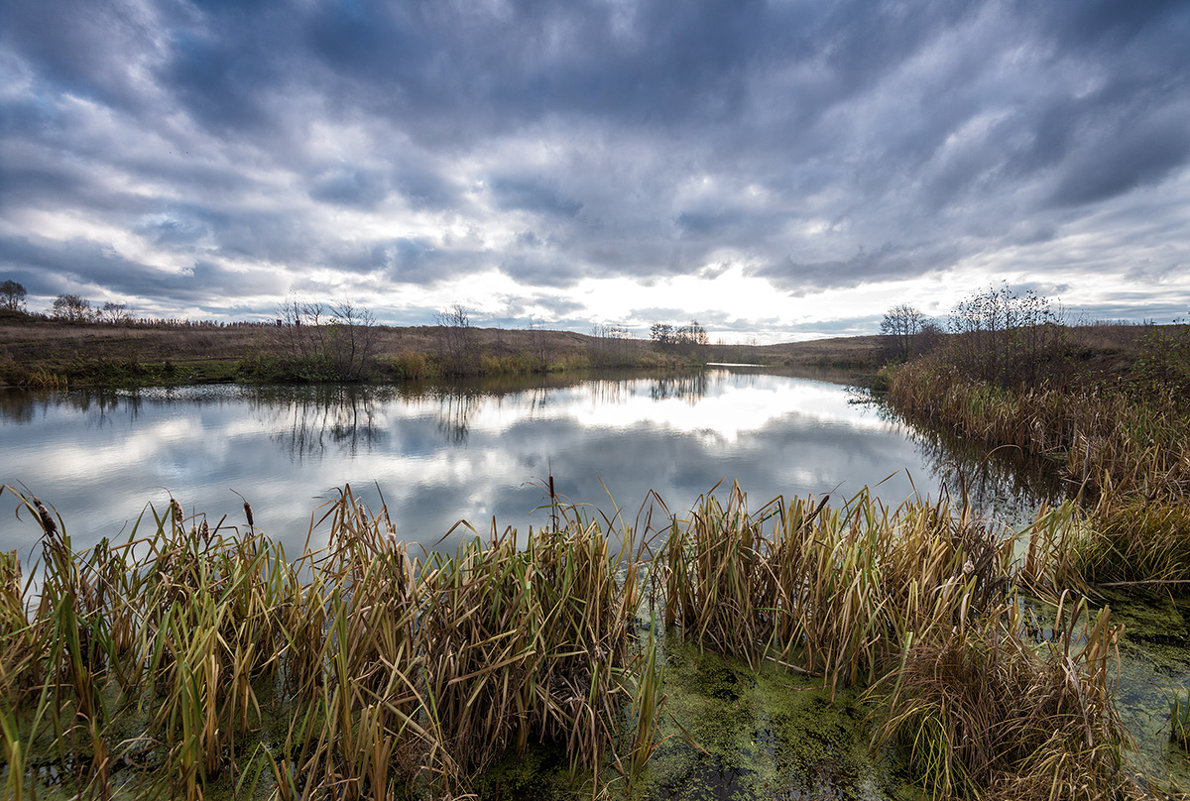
(0, 480, 1144, 800)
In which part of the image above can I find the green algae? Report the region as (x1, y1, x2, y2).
(7, 638, 926, 801)
(1018, 589, 1190, 795)
(1099, 590, 1190, 793)
(474, 742, 594, 801)
(628, 643, 921, 801)
(446, 640, 925, 801)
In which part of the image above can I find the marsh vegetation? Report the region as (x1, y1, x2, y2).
(0, 473, 1157, 800)
(4, 293, 1190, 798)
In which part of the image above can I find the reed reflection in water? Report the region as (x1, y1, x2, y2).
(0, 369, 1039, 556)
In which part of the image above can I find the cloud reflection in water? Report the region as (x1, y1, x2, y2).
(0, 370, 1022, 556)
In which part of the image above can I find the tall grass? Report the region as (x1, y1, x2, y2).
(655, 486, 1134, 799)
(659, 486, 1012, 691)
(888, 360, 1190, 590)
(887, 360, 1190, 503)
(0, 485, 660, 799)
(1, 481, 1140, 800)
(873, 596, 1128, 800)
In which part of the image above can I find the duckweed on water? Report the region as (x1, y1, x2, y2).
(1096, 591, 1190, 790)
(634, 644, 918, 801)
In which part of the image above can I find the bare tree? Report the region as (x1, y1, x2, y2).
(529, 317, 552, 371)
(52, 294, 93, 322)
(947, 287, 1065, 386)
(0, 280, 27, 311)
(676, 320, 709, 346)
(652, 320, 707, 355)
(273, 297, 377, 380)
(279, 298, 329, 361)
(437, 303, 479, 375)
(880, 305, 927, 362)
(328, 301, 377, 380)
(590, 321, 630, 366)
(100, 301, 131, 324)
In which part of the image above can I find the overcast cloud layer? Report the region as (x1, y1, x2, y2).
(2, 0, 1189, 341)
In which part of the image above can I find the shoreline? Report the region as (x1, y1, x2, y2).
(0, 313, 880, 390)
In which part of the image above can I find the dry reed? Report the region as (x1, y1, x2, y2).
(889, 360, 1190, 591)
(0, 480, 1142, 800)
(654, 485, 1136, 800)
(0, 484, 661, 800)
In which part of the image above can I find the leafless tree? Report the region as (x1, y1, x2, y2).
(100, 301, 131, 324)
(879, 304, 928, 362)
(652, 320, 708, 356)
(437, 303, 479, 375)
(590, 321, 630, 366)
(328, 301, 377, 380)
(275, 297, 378, 380)
(528, 317, 551, 371)
(947, 287, 1065, 386)
(0, 280, 26, 311)
(52, 294, 93, 322)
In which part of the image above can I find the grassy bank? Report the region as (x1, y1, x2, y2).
(1, 484, 1138, 800)
(0, 313, 883, 390)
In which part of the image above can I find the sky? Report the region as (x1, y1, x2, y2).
(2, 0, 1189, 343)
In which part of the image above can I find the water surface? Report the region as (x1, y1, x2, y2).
(0, 368, 1020, 556)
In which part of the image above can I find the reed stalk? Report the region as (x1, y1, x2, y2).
(0, 483, 660, 799)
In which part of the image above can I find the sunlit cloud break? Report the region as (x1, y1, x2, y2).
(2, 0, 1188, 342)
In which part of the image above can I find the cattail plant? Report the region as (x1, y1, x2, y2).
(0, 483, 663, 800)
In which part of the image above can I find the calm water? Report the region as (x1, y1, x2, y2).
(4, 367, 1187, 787)
(0, 368, 1039, 557)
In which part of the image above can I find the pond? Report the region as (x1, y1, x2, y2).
(4, 367, 1185, 797)
(0, 367, 1036, 557)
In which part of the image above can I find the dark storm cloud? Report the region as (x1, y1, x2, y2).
(2, 0, 1188, 331)
(308, 167, 390, 209)
(0, 0, 160, 112)
(0, 234, 283, 305)
(1048, 108, 1190, 208)
(371, 238, 489, 285)
(487, 176, 583, 219)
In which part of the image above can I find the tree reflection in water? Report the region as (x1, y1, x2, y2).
(649, 373, 707, 403)
(252, 385, 389, 462)
(0, 388, 141, 428)
(4, 369, 996, 556)
(873, 400, 1068, 527)
(435, 388, 481, 445)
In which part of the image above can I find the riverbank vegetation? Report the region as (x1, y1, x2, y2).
(1, 481, 1142, 799)
(0, 307, 855, 390)
(880, 288, 1190, 593)
(1, 485, 659, 800)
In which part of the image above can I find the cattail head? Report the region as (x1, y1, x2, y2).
(32, 498, 58, 537)
(170, 498, 184, 528)
(243, 501, 254, 528)
(199, 519, 210, 541)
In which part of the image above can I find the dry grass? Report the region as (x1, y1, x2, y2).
(658, 486, 1012, 687)
(654, 486, 1136, 800)
(889, 360, 1190, 592)
(0, 481, 1142, 800)
(0, 313, 893, 388)
(873, 596, 1129, 801)
(0, 484, 661, 800)
(887, 360, 1190, 502)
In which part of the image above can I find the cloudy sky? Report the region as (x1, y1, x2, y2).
(2, 0, 1188, 342)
